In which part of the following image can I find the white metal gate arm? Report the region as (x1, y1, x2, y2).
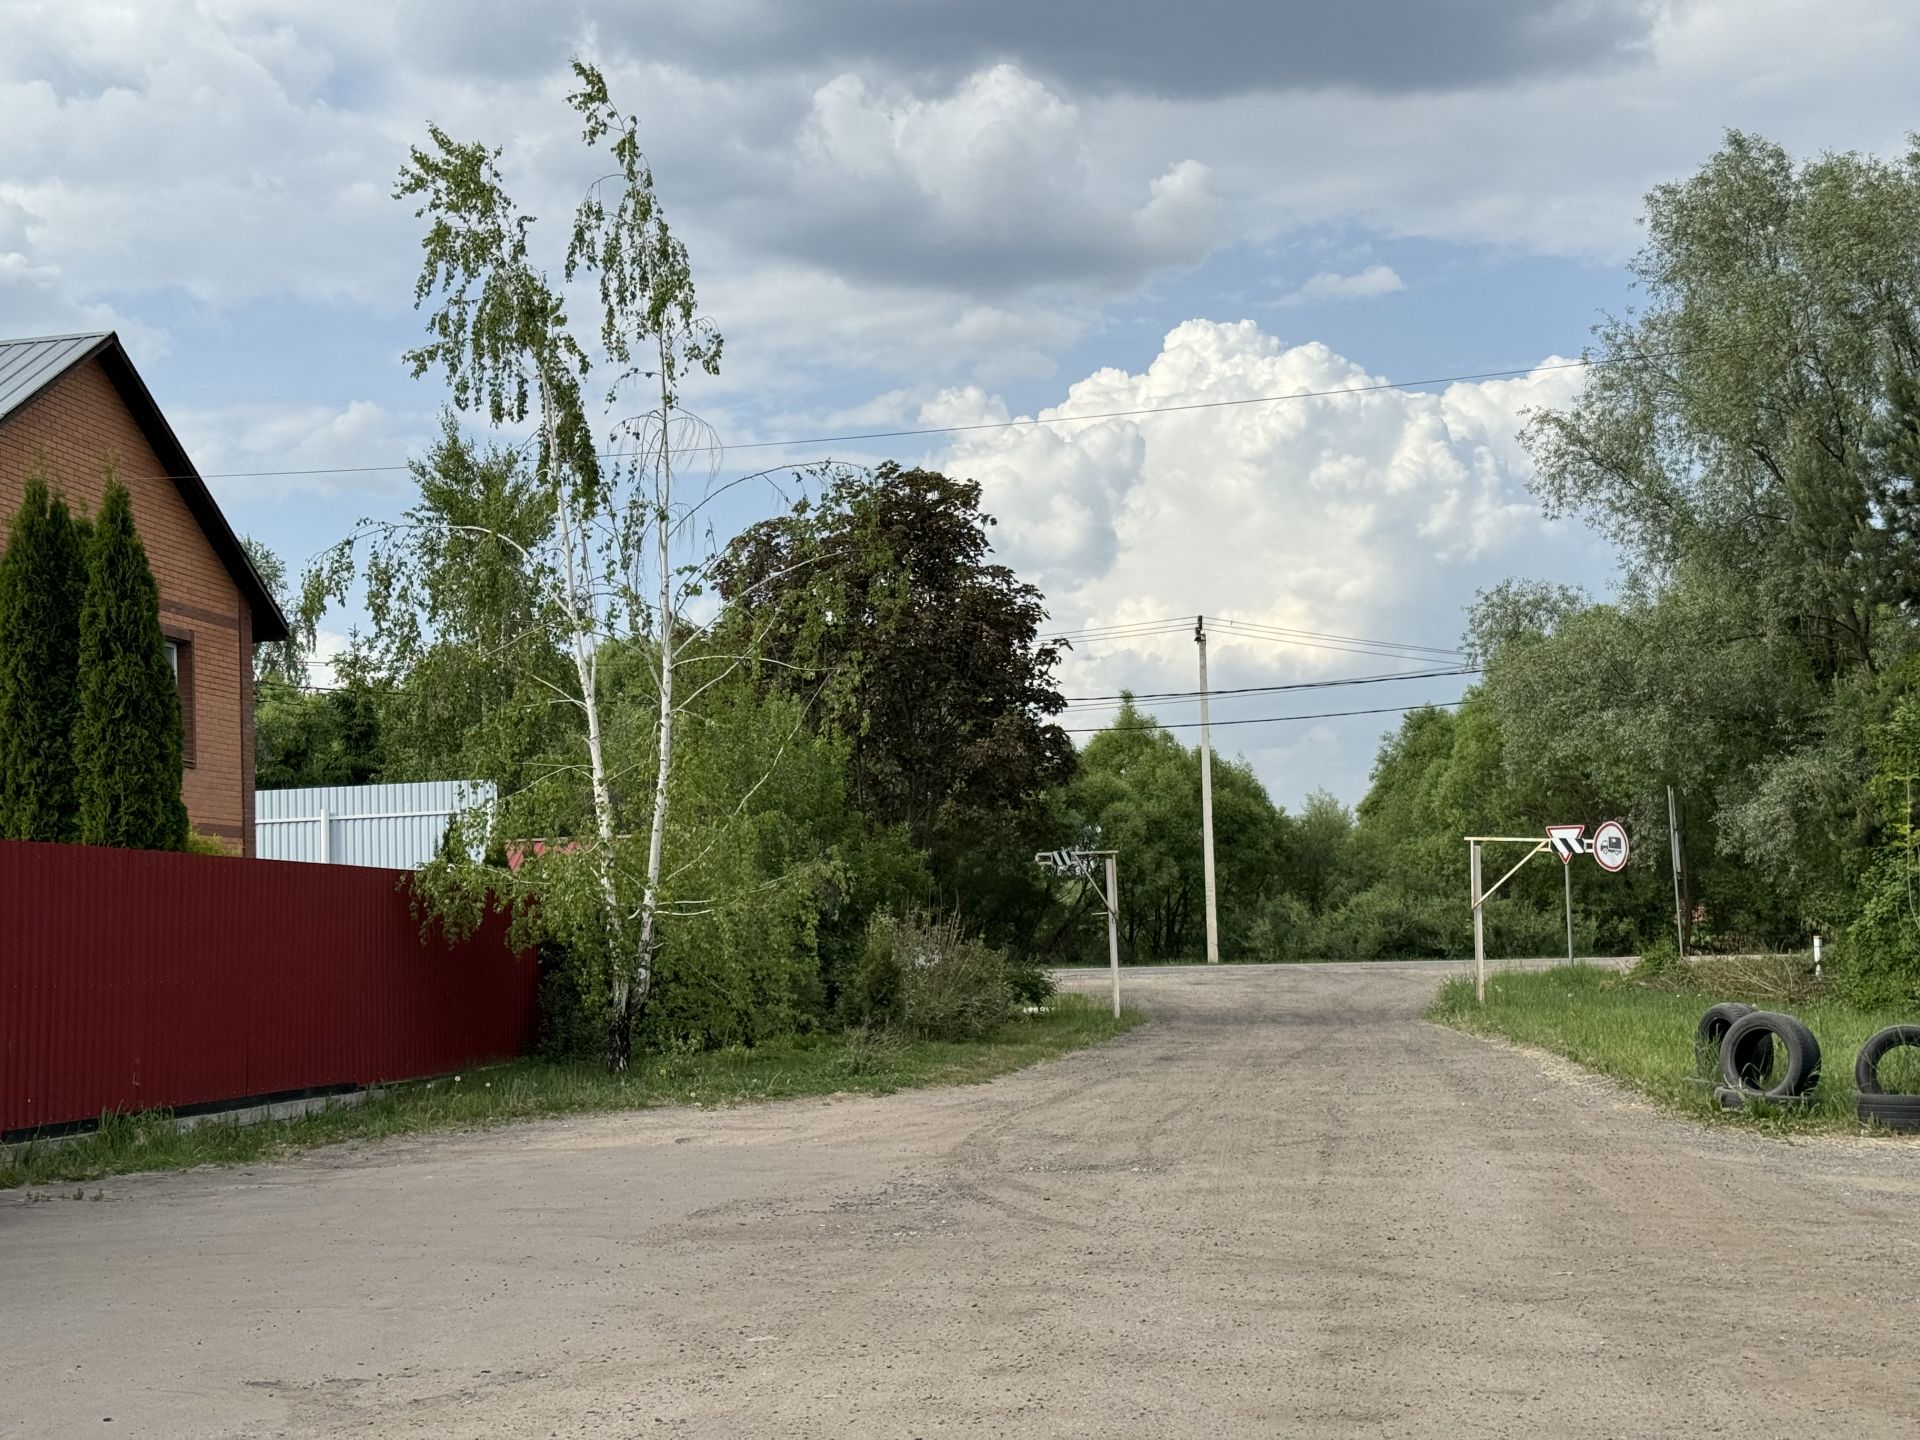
(1472, 840, 1547, 909)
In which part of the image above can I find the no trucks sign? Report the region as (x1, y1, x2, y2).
(1591, 819, 1630, 873)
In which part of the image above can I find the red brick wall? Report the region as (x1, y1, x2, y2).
(0, 359, 253, 852)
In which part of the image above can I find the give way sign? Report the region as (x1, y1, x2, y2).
(1546, 824, 1586, 863)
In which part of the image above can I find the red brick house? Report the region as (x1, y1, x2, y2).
(0, 332, 288, 855)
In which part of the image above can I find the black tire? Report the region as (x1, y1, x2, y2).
(1720, 1011, 1822, 1098)
(1694, 1002, 1757, 1072)
(1853, 1025, 1920, 1096)
(1857, 1092, 1920, 1133)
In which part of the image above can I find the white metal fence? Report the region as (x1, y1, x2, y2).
(255, 780, 495, 869)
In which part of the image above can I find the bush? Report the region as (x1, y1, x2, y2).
(1630, 930, 1681, 981)
(534, 942, 604, 1062)
(848, 912, 1016, 1039)
(1006, 956, 1057, 1006)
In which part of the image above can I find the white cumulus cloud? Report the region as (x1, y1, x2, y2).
(928, 320, 1612, 802)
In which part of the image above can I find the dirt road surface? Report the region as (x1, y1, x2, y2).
(5, 962, 1918, 1437)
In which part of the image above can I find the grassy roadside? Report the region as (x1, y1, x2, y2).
(2, 995, 1142, 1190)
(1430, 963, 1920, 1134)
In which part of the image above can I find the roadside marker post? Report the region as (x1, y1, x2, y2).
(1464, 822, 1630, 1004)
(1037, 848, 1122, 1018)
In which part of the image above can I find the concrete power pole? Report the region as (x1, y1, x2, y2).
(1195, 616, 1221, 964)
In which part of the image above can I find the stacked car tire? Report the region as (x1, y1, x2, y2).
(1695, 1004, 1920, 1130)
(1854, 1025, 1920, 1133)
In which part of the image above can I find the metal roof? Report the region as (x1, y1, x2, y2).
(0, 332, 112, 425)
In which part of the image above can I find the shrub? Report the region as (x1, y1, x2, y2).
(534, 942, 604, 1062)
(1630, 930, 1681, 981)
(1006, 956, 1057, 1005)
(849, 912, 1015, 1040)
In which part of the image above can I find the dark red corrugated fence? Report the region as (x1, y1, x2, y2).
(0, 839, 538, 1135)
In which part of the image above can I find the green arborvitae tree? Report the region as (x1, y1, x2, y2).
(0, 474, 88, 840)
(73, 477, 189, 850)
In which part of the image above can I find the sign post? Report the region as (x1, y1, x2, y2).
(1546, 824, 1586, 966)
(1470, 840, 1486, 1004)
(1104, 854, 1121, 1019)
(1565, 861, 1574, 964)
(1036, 848, 1122, 1018)
(1464, 824, 1630, 1004)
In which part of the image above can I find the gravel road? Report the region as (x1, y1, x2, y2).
(5, 961, 1918, 1437)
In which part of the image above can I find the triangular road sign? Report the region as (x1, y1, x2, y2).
(1546, 824, 1586, 864)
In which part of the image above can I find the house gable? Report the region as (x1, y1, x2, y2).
(0, 332, 287, 642)
(0, 339, 273, 854)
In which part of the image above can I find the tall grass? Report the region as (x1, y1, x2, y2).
(2, 995, 1141, 1190)
(1431, 963, 1920, 1133)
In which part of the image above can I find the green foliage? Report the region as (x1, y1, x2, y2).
(715, 462, 1074, 952)
(1840, 678, 1920, 1005)
(329, 420, 571, 797)
(0, 474, 87, 840)
(242, 537, 309, 687)
(849, 912, 1017, 1040)
(254, 683, 386, 789)
(1525, 131, 1920, 681)
(1061, 699, 1285, 961)
(72, 478, 188, 852)
(1631, 931, 1681, 981)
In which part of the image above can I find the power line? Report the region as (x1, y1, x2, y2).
(1060, 699, 1465, 734)
(156, 349, 1635, 485)
(1058, 665, 1478, 707)
(1208, 616, 1462, 657)
(1041, 615, 1463, 664)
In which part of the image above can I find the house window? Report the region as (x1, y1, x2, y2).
(163, 631, 196, 768)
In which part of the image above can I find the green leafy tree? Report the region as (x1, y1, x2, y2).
(1524, 131, 1920, 681)
(0, 474, 88, 841)
(1842, 664, 1920, 1004)
(241, 537, 309, 688)
(309, 62, 723, 1070)
(316, 420, 571, 797)
(1063, 699, 1284, 961)
(714, 462, 1074, 948)
(253, 684, 386, 789)
(73, 477, 188, 851)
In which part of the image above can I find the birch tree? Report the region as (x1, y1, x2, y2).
(312, 62, 720, 1069)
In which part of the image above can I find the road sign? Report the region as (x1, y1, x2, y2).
(1035, 849, 1094, 877)
(1591, 820, 1629, 873)
(1546, 824, 1586, 863)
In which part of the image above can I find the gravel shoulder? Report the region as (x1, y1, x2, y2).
(5, 962, 1917, 1438)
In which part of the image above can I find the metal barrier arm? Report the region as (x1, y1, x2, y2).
(1474, 841, 1547, 909)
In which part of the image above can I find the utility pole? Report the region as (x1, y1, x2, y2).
(1195, 615, 1220, 964)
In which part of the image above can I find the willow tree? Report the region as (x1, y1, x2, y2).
(309, 62, 719, 1069)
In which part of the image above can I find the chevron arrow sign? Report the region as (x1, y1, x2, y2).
(1545, 824, 1587, 863)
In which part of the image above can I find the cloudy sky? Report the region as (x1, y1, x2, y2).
(7, 0, 1918, 807)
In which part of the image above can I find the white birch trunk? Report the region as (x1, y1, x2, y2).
(538, 384, 628, 1063)
(632, 339, 675, 1027)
